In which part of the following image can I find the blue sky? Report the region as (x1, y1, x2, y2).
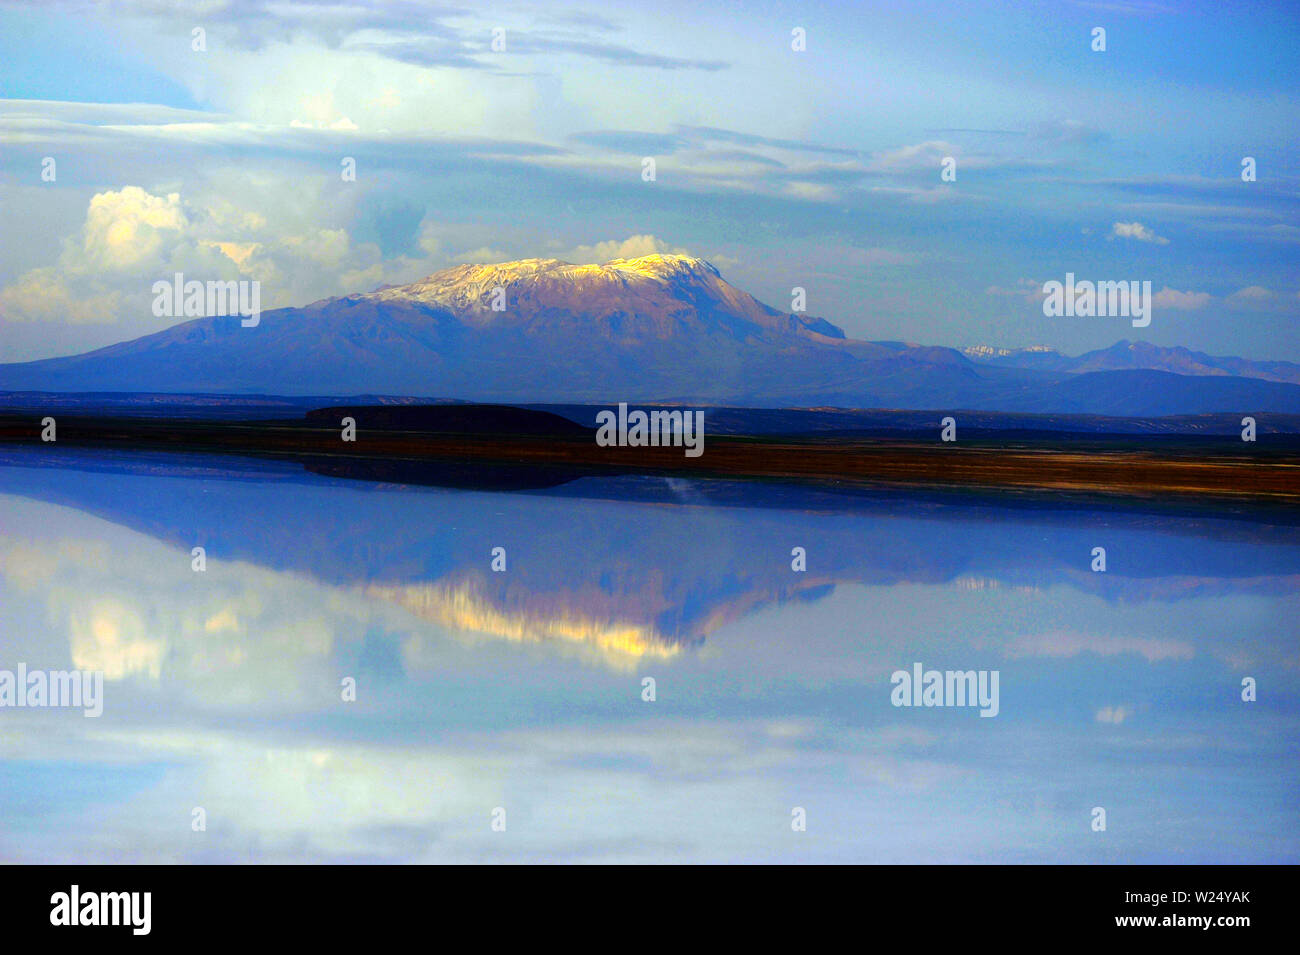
(0, 0, 1296, 362)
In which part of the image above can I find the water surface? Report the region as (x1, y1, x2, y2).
(0, 447, 1296, 862)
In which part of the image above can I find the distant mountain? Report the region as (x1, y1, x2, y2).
(963, 340, 1300, 385)
(2, 254, 1299, 416)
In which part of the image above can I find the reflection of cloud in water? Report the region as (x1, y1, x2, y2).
(0, 505, 356, 706)
(2, 718, 974, 863)
(1006, 631, 1195, 664)
(70, 598, 166, 680)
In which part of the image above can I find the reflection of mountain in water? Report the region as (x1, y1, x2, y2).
(1, 447, 1298, 666)
(371, 579, 683, 671)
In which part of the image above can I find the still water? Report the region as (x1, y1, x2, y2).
(0, 447, 1296, 863)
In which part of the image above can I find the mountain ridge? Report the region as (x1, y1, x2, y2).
(1, 254, 1298, 416)
(963, 339, 1300, 385)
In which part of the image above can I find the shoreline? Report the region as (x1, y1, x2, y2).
(2, 412, 1297, 504)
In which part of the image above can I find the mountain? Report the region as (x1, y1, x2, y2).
(3, 254, 1300, 416)
(964, 340, 1300, 385)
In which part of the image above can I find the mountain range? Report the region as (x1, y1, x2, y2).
(962, 340, 1300, 385)
(3, 253, 1299, 417)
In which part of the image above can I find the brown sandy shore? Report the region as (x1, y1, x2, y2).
(1, 412, 1298, 504)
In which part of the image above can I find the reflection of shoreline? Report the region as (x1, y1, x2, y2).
(2, 447, 1298, 601)
(4, 444, 1300, 530)
(3, 410, 1300, 504)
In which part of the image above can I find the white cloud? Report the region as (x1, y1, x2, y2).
(451, 246, 513, 264)
(1095, 705, 1132, 725)
(80, 187, 190, 271)
(0, 270, 123, 325)
(0, 186, 444, 327)
(562, 234, 688, 264)
(985, 278, 1045, 304)
(1110, 221, 1169, 244)
(782, 181, 838, 202)
(1152, 286, 1211, 310)
(1230, 285, 1271, 300)
(869, 141, 957, 172)
(0, 187, 232, 324)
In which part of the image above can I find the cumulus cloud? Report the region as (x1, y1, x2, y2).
(80, 188, 190, 271)
(1152, 286, 1212, 309)
(1095, 705, 1132, 725)
(0, 270, 124, 325)
(1230, 285, 1272, 300)
(451, 246, 513, 265)
(0, 186, 436, 328)
(562, 234, 689, 264)
(0, 187, 233, 324)
(1110, 221, 1170, 244)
